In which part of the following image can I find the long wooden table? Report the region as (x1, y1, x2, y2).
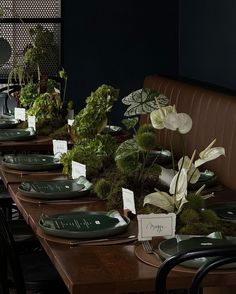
(0, 135, 53, 153)
(1, 166, 236, 294)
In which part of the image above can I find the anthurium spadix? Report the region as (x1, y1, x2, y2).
(178, 154, 201, 184)
(169, 168, 188, 201)
(150, 105, 176, 129)
(195, 139, 225, 168)
(164, 112, 192, 134)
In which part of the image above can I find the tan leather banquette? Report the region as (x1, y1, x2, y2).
(142, 75, 236, 192)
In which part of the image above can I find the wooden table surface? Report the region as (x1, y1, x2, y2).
(1, 167, 236, 294)
(0, 135, 53, 153)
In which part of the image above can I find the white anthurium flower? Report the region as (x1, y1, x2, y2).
(187, 167, 201, 184)
(158, 166, 176, 186)
(176, 195, 189, 214)
(150, 105, 176, 129)
(169, 168, 188, 201)
(178, 155, 200, 184)
(143, 168, 189, 214)
(164, 112, 192, 134)
(143, 191, 175, 212)
(195, 139, 225, 168)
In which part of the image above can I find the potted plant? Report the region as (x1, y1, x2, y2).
(142, 104, 233, 237)
(2, 15, 72, 135)
(90, 88, 168, 207)
(60, 84, 120, 177)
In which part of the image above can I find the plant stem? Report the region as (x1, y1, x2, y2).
(63, 78, 67, 102)
(170, 137, 175, 171)
(173, 132, 186, 210)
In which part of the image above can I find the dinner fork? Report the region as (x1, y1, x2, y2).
(142, 240, 160, 260)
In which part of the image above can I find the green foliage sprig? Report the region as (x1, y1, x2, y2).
(114, 124, 161, 193)
(8, 24, 57, 85)
(19, 79, 58, 109)
(72, 84, 119, 139)
(60, 134, 117, 178)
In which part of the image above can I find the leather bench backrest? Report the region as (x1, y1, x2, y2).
(142, 75, 236, 192)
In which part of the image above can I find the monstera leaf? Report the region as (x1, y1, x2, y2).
(122, 88, 168, 117)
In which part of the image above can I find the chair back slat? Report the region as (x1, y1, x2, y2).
(0, 208, 26, 294)
(156, 246, 236, 294)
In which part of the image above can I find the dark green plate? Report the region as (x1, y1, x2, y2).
(0, 127, 35, 141)
(103, 125, 122, 135)
(18, 176, 92, 200)
(188, 170, 217, 191)
(147, 150, 172, 165)
(0, 118, 20, 129)
(207, 202, 236, 223)
(2, 154, 62, 171)
(39, 211, 130, 239)
(158, 236, 236, 268)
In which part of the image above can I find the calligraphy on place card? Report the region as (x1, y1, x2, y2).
(122, 188, 136, 215)
(15, 107, 26, 121)
(72, 160, 86, 179)
(53, 140, 68, 157)
(137, 213, 176, 241)
(28, 115, 36, 131)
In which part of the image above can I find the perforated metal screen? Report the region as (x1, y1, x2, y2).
(0, 0, 62, 80)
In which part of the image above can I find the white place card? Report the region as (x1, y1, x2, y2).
(72, 160, 86, 179)
(67, 119, 74, 126)
(27, 115, 36, 131)
(14, 107, 26, 121)
(53, 140, 68, 157)
(137, 213, 176, 241)
(122, 188, 136, 215)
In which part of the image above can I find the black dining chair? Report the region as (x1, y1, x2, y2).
(0, 84, 20, 115)
(156, 245, 236, 294)
(0, 208, 69, 294)
(0, 85, 20, 220)
(0, 181, 40, 256)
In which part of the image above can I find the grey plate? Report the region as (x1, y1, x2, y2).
(0, 128, 35, 141)
(18, 176, 92, 200)
(39, 211, 130, 239)
(0, 118, 20, 129)
(158, 236, 236, 269)
(2, 154, 62, 171)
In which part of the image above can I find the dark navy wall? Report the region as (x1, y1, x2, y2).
(179, 0, 236, 91)
(63, 0, 179, 124)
